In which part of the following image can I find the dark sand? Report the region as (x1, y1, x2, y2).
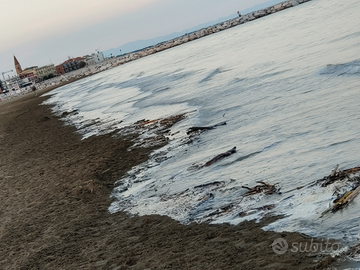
(0, 86, 336, 269)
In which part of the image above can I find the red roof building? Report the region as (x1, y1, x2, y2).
(56, 57, 84, 74)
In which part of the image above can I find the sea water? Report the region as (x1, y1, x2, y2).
(43, 0, 360, 265)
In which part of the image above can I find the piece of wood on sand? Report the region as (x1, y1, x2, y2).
(241, 181, 281, 196)
(320, 164, 360, 187)
(187, 121, 227, 135)
(320, 184, 360, 217)
(204, 146, 236, 167)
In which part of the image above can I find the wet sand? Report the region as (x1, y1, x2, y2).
(0, 85, 336, 269)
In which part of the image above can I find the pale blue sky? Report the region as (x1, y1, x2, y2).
(0, 0, 273, 75)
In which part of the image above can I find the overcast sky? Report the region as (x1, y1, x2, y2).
(0, 0, 271, 76)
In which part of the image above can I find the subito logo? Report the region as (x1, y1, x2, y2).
(272, 238, 288, 254)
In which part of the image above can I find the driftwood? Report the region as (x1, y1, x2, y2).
(194, 181, 225, 189)
(321, 185, 360, 217)
(205, 204, 235, 218)
(348, 243, 360, 260)
(198, 193, 214, 202)
(204, 147, 236, 167)
(187, 121, 227, 135)
(242, 181, 281, 196)
(238, 204, 275, 217)
(187, 147, 236, 170)
(320, 165, 360, 187)
(135, 113, 188, 129)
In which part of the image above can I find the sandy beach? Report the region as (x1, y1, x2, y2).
(0, 85, 337, 269)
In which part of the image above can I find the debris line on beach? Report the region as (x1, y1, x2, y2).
(204, 146, 237, 167)
(241, 181, 281, 196)
(319, 165, 360, 217)
(186, 121, 227, 135)
(188, 146, 237, 170)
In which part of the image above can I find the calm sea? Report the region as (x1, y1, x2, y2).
(44, 0, 360, 266)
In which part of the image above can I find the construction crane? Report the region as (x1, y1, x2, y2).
(2, 70, 13, 80)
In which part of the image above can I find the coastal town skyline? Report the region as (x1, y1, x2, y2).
(0, 0, 277, 75)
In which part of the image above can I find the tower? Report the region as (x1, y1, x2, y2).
(14, 55, 23, 75)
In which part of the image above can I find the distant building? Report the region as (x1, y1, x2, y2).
(36, 64, 56, 80)
(14, 55, 54, 82)
(11, 55, 55, 83)
(84, 55, 95, 66)
(19, 71, 37, 84)
(56, 57, 84, 74)
(3, 77, 20, 91)
(84, 51, 105, 66)
(20, 66, 38, 83)
(55, 65, 65, 75)
(14, 55, 23, 75)
(19, 77, 34, 88)
(2, 76, 33, 92)
(94, 51, 105, 63)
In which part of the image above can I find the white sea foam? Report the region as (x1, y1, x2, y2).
(43, 0, 360, 267)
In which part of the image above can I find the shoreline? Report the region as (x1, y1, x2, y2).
(0, 79, 338, 269)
